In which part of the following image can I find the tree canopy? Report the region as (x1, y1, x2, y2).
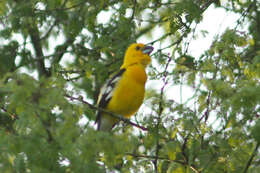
(0, 0, 259, 172)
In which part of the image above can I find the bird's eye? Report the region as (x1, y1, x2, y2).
(136, 46, 140, 50)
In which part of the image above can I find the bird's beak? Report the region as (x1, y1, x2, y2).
(142, 45, 154, 55)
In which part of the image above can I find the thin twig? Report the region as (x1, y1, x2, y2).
(126, 153, 200, 173)
(58, 70, 85, 74)
(151, 34, 185, 55)
(127, 153, 185, 164)
(234, 1, 255, 30)
(35, 0, 86, 12)
(148, 33, 172, 45)
(64, 74, 85, 81)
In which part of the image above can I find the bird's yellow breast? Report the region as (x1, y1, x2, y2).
(107, 64, 147, 118)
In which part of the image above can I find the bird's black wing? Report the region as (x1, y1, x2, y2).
(95, 68, 126, 126)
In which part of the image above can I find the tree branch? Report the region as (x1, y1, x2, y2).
(153, 56, 172, 172)
(199, 91, 211, 122)
(52, 37, 75, 65)
(243, 142, 260, 173)
(150, 33, 185, 55)
(130, 0, 137, 21)
(0, 106, 18, 120)
(200, 0, 219, 12)
(64, 94, 149, 131)
(29, 24, 50, 77)
(181, 134, 190, 164)
(40, 19, 58, 41)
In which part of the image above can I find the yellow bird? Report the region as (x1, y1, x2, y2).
(96, 43, 153, 131)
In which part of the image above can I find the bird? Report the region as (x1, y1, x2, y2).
(96, 43, 153, 131)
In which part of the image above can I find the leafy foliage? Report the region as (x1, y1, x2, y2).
(0, 0, 259, 172)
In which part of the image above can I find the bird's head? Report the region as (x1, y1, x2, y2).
(121, 43, 153, 68)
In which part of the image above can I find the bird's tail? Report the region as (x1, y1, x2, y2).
(97, 113, 117, 131)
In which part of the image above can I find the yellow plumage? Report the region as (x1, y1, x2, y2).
(96, 43, 153, 131)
